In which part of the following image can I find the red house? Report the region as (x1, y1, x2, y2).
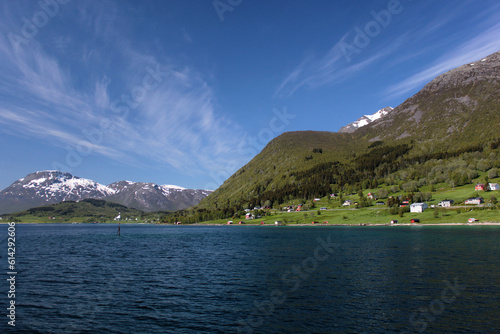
(475, 184, 486, 191)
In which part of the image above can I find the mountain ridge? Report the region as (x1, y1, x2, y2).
(358, 50, 500, 145)
(0, 171, 212, 214)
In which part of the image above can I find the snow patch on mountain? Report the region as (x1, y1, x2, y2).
(162, 184, 186, 190)
(339, 107, 394, 133)
(21, 171, 116, 197)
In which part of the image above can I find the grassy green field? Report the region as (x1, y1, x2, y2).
(193, 206, 499, 226)
(7, 206, 498, 225)
(195, 176, 499, 226)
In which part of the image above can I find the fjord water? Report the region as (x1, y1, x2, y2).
(2, 225, 500, 333)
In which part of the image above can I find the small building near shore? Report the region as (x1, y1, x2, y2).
(410, 203, 428, 213)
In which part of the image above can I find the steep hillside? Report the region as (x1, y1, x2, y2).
(198, 50, 500, 213)
(359, 51, 500, 147)
(199, 131, 365, 209)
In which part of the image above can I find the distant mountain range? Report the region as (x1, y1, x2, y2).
(0, 171, 212, 214)
(339, 107, 394, 133)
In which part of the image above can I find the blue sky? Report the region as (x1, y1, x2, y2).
(0, 0, 499, 190)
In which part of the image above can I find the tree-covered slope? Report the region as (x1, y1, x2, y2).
(199, 131, 366, 209)
(198, 50, 500, 214)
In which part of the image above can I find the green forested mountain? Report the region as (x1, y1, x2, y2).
(194, 51, 499, 216)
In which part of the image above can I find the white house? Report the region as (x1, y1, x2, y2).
(342, 200, 352, 206)
(410, 203, 428, 213)
(489, 183, 500, 191)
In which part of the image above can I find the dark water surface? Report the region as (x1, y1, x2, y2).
(1, 224, 500, 333)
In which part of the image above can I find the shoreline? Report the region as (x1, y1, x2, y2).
(2, 221, 499, 226)
(182, 222, 500, 226)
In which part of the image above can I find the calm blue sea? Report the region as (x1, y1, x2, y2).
(1, 224, 500, 333)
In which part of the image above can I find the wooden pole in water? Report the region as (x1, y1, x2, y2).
(117, 222, 121, 236)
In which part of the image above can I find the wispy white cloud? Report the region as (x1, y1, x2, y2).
(275, 1, 500, 101)
(0, 1, 246, 183)
(385, 22, 500, 99)
(274, 35, 404, 99)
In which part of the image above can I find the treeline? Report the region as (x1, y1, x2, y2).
(160, 138, 499, 223)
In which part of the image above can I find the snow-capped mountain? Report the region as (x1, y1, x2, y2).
(106, 181, 212, 212)
(0, 171, 212, 214)
(338, 107, 394, 133)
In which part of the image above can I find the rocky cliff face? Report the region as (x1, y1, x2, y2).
(360, 50, 500, 144)
(422, 52, 500, 92)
